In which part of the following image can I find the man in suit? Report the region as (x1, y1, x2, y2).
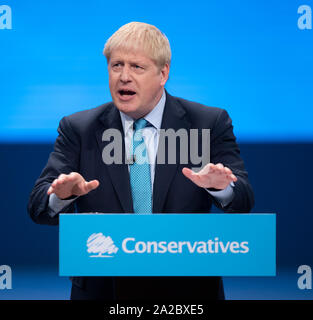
(28, 22, 254, 301)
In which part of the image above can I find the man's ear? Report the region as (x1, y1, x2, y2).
(160, 63, 170, 86)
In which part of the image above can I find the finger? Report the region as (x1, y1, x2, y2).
(198, 163, 212, 175)
(57, 173, 80, 187)
(57, 174, 67, 183)
(61, 174, 76, 184)
(207, 163, 216, 173)
(224, 167, 232, 175)
(84, 180, 100, 193)
(215, 163, 224, 173)
(198, 163, 220, 176)
(226, 173, 237, 181)
(182, 167, 197, 178)
(51, 174, 72, 192)
(69, 172, 82, 181)
(51, 178, 58, 188)
(47, 186, 54, 195)
(182, 168, 201, 184)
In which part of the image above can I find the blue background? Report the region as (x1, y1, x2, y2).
(1, 0, 313, 142)
(0, 0, 313, 299)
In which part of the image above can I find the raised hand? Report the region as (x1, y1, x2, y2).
(47, 172, 99, 199)
(182, 163, 237, 190)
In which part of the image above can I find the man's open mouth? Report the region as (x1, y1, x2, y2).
(118, 90, 136, 96)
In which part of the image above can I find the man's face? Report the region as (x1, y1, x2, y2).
(108, 48, 169, 119)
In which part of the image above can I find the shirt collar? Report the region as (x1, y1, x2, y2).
(119, 90, 166, 135)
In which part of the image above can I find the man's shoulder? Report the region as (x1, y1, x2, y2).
(168, 93, 228, 124)
(56, 102, 115, 137)
(172, 95, 223, 112)
(63, 102, 113, 124)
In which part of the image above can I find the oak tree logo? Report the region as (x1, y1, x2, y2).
(87, 233, 118, 258)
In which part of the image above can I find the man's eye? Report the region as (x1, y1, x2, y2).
(133, 65, 143, 69)
(111, 63, 122, 69)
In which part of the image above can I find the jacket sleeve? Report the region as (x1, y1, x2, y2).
(27, 116, 80, 225)
(209, 109, 254, 213)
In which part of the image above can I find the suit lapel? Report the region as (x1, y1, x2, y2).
(94, 93, 191, 214)
(95, 104, 134, 213)
(153, 92, 191, 213)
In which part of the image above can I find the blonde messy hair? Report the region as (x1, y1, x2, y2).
(103, 22, 171, 69)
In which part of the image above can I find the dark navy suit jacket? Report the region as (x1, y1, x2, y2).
(28, 91, 254, 301)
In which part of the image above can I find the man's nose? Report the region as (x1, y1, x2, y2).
(120, 66, 131, 82)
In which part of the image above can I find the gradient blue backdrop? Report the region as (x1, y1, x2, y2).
(1, 0, 313, 142)
(0, 0, 313, 300)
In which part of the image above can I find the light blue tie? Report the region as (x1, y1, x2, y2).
(130, 118, 152, 214)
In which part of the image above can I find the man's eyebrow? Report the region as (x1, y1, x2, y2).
(130, 60, 149, 67)
(110, 59, 123, 64)
(110, 58, 149, 67)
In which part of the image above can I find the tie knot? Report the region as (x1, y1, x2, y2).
(133, 118, 151, 131)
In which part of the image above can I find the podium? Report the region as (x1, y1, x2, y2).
(59, 214, 276, 277)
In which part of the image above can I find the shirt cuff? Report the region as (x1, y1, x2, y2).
(48, 193, 78, 217)
(206, 182, 234, 207)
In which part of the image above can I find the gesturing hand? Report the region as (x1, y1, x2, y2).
(182, 163, 237, 190)
(47, 172, 99, 199)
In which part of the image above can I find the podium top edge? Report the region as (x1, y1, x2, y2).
(59, 213, 277, 216)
